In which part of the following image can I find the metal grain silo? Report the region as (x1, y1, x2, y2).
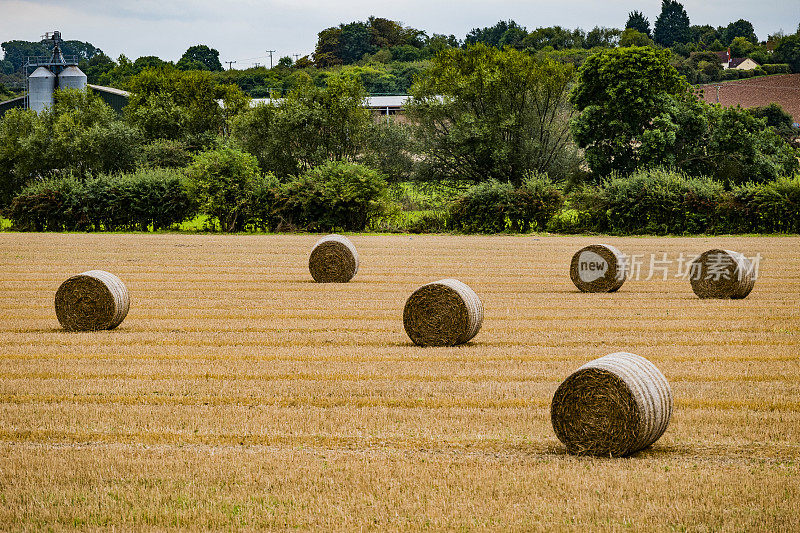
(28, 66, 56, 113)
(58, 65, 87, 91)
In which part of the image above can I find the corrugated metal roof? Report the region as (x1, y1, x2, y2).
(250, 95, 411, 109)
(87, 84, 130, 97)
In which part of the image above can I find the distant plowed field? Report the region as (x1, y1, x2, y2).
(1, 234, 799, 530)
(699, 73, 800, 121)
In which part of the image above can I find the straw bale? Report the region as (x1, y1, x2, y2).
(689, 249, 755, 299)
(403, 279, 483, 347)
(55, 270, 130, 331)
(309, 234, 359, 283)
(569, 244, 627, 293)
(551, 352, 673, 457)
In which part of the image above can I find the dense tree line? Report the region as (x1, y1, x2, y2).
(1, 4, 799, 235)
(4, 1, 800, 100)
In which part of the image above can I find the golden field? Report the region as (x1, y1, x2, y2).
(0, 233, 798, 531)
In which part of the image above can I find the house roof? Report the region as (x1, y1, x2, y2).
(728, 57, 755, 68)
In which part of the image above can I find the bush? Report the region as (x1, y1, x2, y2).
(142, 139, 193, 168)
(448, 175, 564, 233)
(548, 185, 609, 234)
(751, 177, 800, 233)
(761, 64, 791, 75)
(185, 146, 261, 232)
(5, 169, 195, 232)
(602, 167, 723, 235)
(272, 161, 391, 232)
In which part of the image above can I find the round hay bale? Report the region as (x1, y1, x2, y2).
(551, 352, 672, 457)
(55, 270, 130, 331)
(403, 279, 483, 347)
(689, 249, 755, 299)
(308, 234, 359, 283)
(569, 244, 627, 293)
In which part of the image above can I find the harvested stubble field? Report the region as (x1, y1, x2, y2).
(1, 233, 799, 530)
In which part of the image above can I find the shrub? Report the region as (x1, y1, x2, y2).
(448, 175, 564, 233)
(142, 139, 193, 168)
(602, 167, 723, 235)
(448, 181, 516, 233)
(274, 161, 390, 232)
(5, 169, 195, 231)
(247, 173, 282, 232)
(761, 64, 791, 75)
(405, 211, 449, 234)
(752, 176, 800, 234)
(185, 146, 261, 232)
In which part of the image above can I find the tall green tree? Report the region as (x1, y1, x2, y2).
(639, 96, 798, 184)
(653, 0, 691, 46)
(338, 22, 376, 64)
(465, 20, 526, 48)
(313, 27, 342, 67)
(619, 28, 654, 47)
(408, 44, 577, 184)
(626, 11, 652, 37)
(232, 73, 370, 177)
(125, 67, 249, 148)
(0, 40, 48, 71)
(775, 35, 800, 72)
(722, 19, 758, 45)
(523, 26, 585, 50)
(570, 46, 688, 177)
(177, 45, 222, 71)
(585, 27, 621, 48)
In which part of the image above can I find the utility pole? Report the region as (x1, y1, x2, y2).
(225, 60, 236, 70)
(293, 54, 300, 63)
(266, 50, 275, 69)
(254, 62, 261, 68)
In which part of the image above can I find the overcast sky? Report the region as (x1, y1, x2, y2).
(1, 0, 797, 67)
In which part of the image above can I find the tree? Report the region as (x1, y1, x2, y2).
(339, 22, 375, 64)
(570, 46, 689, 177)
(185, 146, 261, 232)
(523, 26, 585, 50)
(232, 73, 370, 177)
(465, 20, 526, 48)
(0, 40, 48, 72)
(639, 97, 798, 184)
(134, 56, 169, 70)
(425, 34, 460, 56)
(177, 45, 222, 71)
(585, 27, 621, 48)
(691, 25, 721, 47)
(79, 53, 116, 84)
(620, 28, 654, 47)
(775, 35, 800, 73)
(626, 11, 651, 37)
(749, 103, 796, 141)
(125, 67, 249, 148)
(722, 19, 758, 45)
(654, 0, 691, 47)
(314, 27, 342, 67)
(60, 40, 102, 62)
(0, 89, 142, 206)
(729, 37, 754, 58)
(407, 44, 577, 184)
